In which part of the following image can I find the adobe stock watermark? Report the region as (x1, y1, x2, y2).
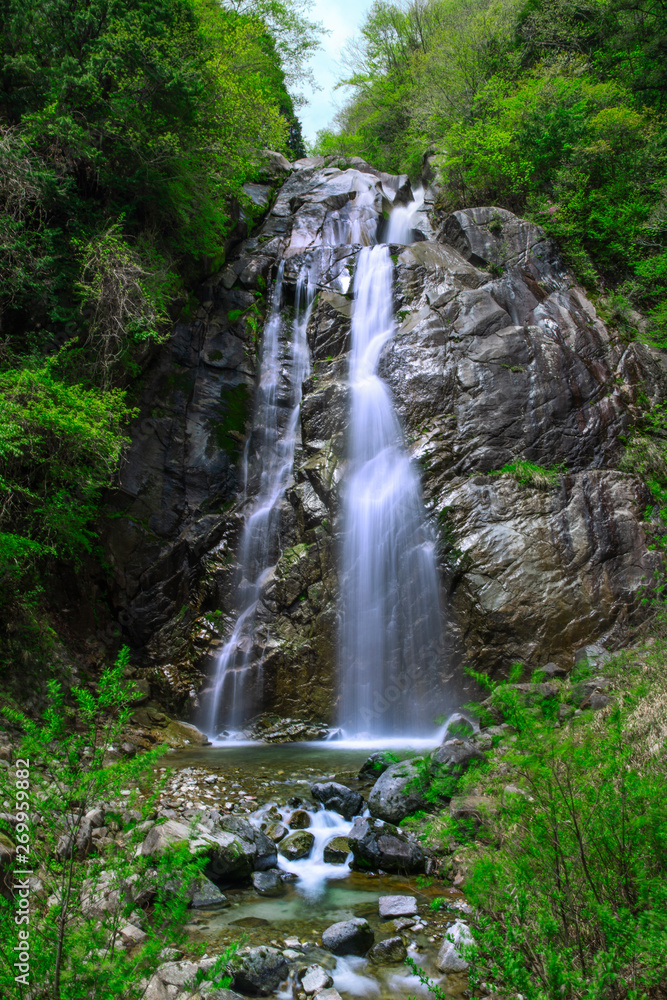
(13, 758, 31, 987)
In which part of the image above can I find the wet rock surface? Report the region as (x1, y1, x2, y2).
(321, 917, 374, 956)
(348, 817, 427, 874)
(311, 782, 363, 820)
(102, 156, 663, 717)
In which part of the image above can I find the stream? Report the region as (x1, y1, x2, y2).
(160, 741, 470, 999)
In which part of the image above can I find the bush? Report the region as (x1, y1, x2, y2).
(0, 646, 235, 999)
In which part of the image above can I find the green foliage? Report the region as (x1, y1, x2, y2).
(0, 359, 132, 577)
(621, 401, 667, 512)
(319, 0, 667, 332)
(0, 646, 236, 999)
(0, 0, 323, 647)
(489, 459, 566, 489)
(464, 707, 667, 998)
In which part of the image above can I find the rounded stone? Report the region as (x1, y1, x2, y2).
(252, 870, 286, 897)
(278, 830, 315, 861)
(368, 936, 408, 964)
(323, 836, 350, 864)
(321, 917, 374, 956)
(288, 809, 311, 829)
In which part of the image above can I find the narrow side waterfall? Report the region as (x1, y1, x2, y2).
(339, 245, 443, 736)
(204, 264, 315, 736)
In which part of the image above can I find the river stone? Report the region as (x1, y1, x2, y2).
(323, 836, 350, 864)
(367, 760, 428, 824)
(321, 917, 374, 956)
(217, 816, 276, 872)
(264, 821, 287, 843)
(314, 991, 343, 1000)
(288, 809, 311, 829)
(201, 830, 257, 880)
(252, 869, 285, 897)
(300, 964, 334, 994)
(436, 920, 473, 973)
(192, 991, 245, 1000)
(278, 830, 314, 861)
(368, 936, 408, 964)
(311, 781, 364, 820)
(347, 817, 426, 874)
(231, 946, 289, 996)
(378, 895, 418, 918)
(189, 876, 228, 909)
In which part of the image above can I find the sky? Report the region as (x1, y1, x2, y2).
(298, 0, 373, 145)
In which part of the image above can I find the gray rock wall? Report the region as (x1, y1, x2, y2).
(103, 161, 663, 719)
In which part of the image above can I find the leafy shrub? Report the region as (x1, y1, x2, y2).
(489, 459, 566, 489)
(0, 646, 238, 998)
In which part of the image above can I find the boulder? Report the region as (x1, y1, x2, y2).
(189, 876, 228, 909)
(202, 831, 257, 880)
(436, 920, 473, 973)
(321, 917, 374, 956)
(311, 782, 364, 820)
(367, 760, 428, 824)
(368, 936, 408, 964)
(263, 821, 287, 843)
(358, 752, 391, 781)
(323, 836, 350, 864)
(348, 817, 426, 874)
(252, 870, 285, 897)
(140, 820, 191, 857)
(431, 740, 486, 778)
(574, 643, 611, 670)
(288, 809, 311, 830)
(378, 895, 418, 918)
(231, 946, 289, 997)
(278, 830, 314, 861)
(300, 965, 334, 994)
(118, 923, 147, 949)
(218, 816, 277, 872)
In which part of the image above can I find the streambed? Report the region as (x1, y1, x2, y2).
(160, 740, 470, 1000)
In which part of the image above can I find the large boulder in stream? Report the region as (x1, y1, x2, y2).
(311, 781, 364, 820)
(347, 816, 426, 874)
(278, 830, 314, 861)
(322, 917, 374, 956)
(367, 759, 428, 824)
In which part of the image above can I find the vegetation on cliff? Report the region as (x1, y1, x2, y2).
(316, 0, 667, 344)
(0, 0, 321, 670)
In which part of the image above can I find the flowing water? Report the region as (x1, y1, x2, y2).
(203, 180, 445, 740)
(339, 245, 443, 736)
(165, 740, 470, 1000)
(203, 263, 316, 736)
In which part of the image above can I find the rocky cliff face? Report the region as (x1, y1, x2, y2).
(103, 156, 664, 721)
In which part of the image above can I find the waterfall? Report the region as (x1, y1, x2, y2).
(338, 245, 443, 736)
(204, 262, 316, 736)
(385, 187, 425, 244)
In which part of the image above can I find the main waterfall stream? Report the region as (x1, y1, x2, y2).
(339, 245, 443, 736)
(204, 179, 445, 740)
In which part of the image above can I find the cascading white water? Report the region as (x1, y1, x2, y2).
(339, 245, 443, 736)
(204, 263, 316, 736)
(385, 187, 425, 245)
